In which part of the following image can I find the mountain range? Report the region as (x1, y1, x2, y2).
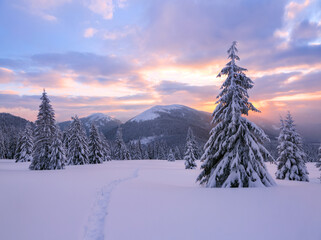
(0, 104, 320, 159)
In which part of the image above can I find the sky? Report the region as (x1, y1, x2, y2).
(0, 0, 320, 124)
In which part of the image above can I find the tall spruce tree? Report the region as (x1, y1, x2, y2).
(48, 128, 65, 169)
(15, 123, 33, 162)
(100, 133, 111, 161)
(276, 112, 309, 181)
(67, 116, 89, 165)
(114, 127, 131, 160)
(88, 124, 104, 164)
(197, 41, 275, 188)
(30, 90, 57, 170)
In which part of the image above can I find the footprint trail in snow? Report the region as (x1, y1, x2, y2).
(83, 168, 139, 240)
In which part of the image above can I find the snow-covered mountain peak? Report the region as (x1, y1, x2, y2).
(87, 113, 113, 122)
(130, 104, 188, 122)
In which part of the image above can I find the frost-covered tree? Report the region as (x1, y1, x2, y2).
(88, 124, 104, 164)
(197, 41, 275, 188)
(114, 127, 131, 160)
(186, 127, 200, 159)
(129, 140, 143, 160)
(30, 90, 57, 170)
(15, 123, 33, 162)
(276, 113, 309, 181)
(142, 149, 149, 159)
(100, 133, 111, 161)
(184, 141, 197, 169)
(48, 128, 65, 170)
(167, 148, 175, 162)
(67, 116, 89, 165)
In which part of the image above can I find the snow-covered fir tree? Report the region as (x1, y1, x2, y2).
(276, 112, 309, 181)
(114, 127, 131, 160)
(167, 148, 175, 162)
(88, 124, 104, 164)
(157, 141, 167, 160)
(197, 41, 275, 188)
(15, 123, 33, 162)
(184, 140, 197, 169)
(143, 149, 149, 160)
(48, 128, 65, 170)
(129, 140, 143, 160)
(30, 90, 57, 170)
(174, 146, 182, 160)
(100, 133, 111, 161)
(186, 127, 200, 159)
(67, 116, 89, 165)
(14, 133, 23, 162)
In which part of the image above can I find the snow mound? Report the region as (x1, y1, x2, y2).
(130, 105, 187, 122)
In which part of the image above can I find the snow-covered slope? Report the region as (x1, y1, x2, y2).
(1, 160, 320, 240)
(130, 104, 187, 122)
(123, 104, 212, 147)
(82, 113, 118, 128)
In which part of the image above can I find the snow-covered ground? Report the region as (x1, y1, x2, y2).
(0, 160, 320, 240)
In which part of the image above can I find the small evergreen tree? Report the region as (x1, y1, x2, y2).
(88, 124, 104, 164)
(184, 141, 197, 169)
(48, 128, 65, 170)
(129, 140, 143, 160)
(186, 127, 200, 159)
(14, 133, 23, 162)
(167, 148, 175, 162)
(30, 90, 57, 170)
(67, 116, 89, 165)
(15, 123, 33, 162)
(276, 112, 309, 181)
(157, 141, 167, 160)
(114, 127, 131, 160)
(197, 41, 275, 188)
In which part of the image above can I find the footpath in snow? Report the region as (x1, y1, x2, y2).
(0, 160, 320, 240)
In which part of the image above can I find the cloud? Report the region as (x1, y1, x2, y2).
(84, 28, 98, 38)
(291, 20, 321, 45)
(0, 68, 14, 83)
(140, 0, 285, 65)
(31, 52, 134, 76)
(84, 0, 128, 20)
(17, 0, 72, 21)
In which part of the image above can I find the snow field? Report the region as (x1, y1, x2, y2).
(0, 160, 320, 240)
